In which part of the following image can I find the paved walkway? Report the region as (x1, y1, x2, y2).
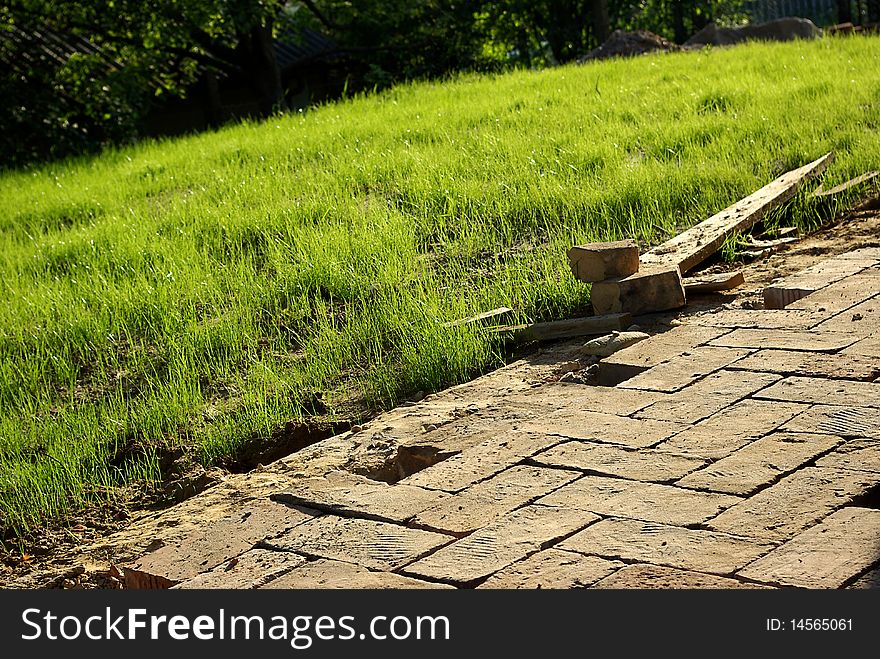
(113, 247, 880, 589)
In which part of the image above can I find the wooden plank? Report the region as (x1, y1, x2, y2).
(443, 306, 513, 328)
(642, 152, 834, 274)
(683, 271, 744, 293)
(491, 313, 631, 343)
(812, 171, 879, 197)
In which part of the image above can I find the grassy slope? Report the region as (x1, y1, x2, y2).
(1, 35, 879, 536)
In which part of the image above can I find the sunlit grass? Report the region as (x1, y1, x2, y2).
(1, 34, 879, 537)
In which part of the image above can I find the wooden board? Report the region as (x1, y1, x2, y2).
(641, 152, 834, 274)
(491, 313, 631, 343)
(443, 307, 514, 328)
(813, 171, 879, 197)
(683, 271, 744, 293)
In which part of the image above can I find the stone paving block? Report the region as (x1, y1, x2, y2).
(267, 515, 450, 571)
(813, 295, 880, 336)
(262, 558, 452, 589)
(503, 383, 663, 416)
(618, 346, 753, 393)
(815, 440, 880, 473)
(123, 499, 319, 588)
(568, 240, 640, 282)
(402, 504, 599, 586)
(412, 465, 578, 535)
(848, 569, 880, 589)
(763, 257, 875, 310)
(756, 376, 880, 408)
(172, 549, 307, 589)
(477, 549, 622, 589)
(592, 564, 769, 589)
(635, 370, 781, 425)
(787, 268, 880, 313)
(728, 349, 880, 380)
(738, 507, 880, 588)
(521, 409, 686, 449)
(597, 325, 729, 386)
(836, 247, 880, 261)
(708, 328, 859, 352)
(782, 405, 880, 439)
(706, 467, 880, 541)
(676, 432, 842, 496)
(682, 309, 827, 329)
(537, 475, 740, 527)
(271, 471, 449, 523)
(530, 441, 705, 483)
(657, 399, 808, 460)
(559, 517, 775, 575)
(842, 334, 880, 359)
(401, 430, 564, 493)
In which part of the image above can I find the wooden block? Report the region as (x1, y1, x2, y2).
(813, 170, 878, 197)
(491, 313, 631, 343)
(642, 152, 833, 274)
(567, 240, 640, 282)
(591, 266, 686, 316)
(683, 270, 744, 293)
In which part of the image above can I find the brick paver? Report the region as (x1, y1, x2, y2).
(530, 442, 705, 482)
(592, 564, 769, 589)
(477, 549, 622, 589)
(618, 346, 752, 392)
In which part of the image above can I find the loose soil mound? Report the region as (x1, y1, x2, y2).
(578, 30, 680, 62)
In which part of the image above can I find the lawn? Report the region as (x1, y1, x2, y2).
(1, 34, 879, 539)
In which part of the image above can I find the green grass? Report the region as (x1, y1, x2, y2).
(1, 35, 879, 539)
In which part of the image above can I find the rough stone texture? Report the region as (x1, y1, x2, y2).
(402, 505, 598, 585)
(537, 475, 740, 526)
(682, 309, 826, 329)
(411, 465, 579, 535)
(848, 569, 880, 589)
(592, 564, 768, 589)
(756, 376, 880, 408)
(123, 499, 319, 588)
(763, 256, 873, 309)
(401, 430, 564, 493)
(708, 328, 859, 352)
(262, 558, 451, 589)
(568, 240, 640, 282)
(815, 440, 880, 473)
(787, 267, 880, 313)
(477, 549, 622, 589)
(266, 515, 450, 570)
(707, 467, 879, 541)
(503, 382, 663, 416)
(813, 295, 880, 335)
(521, 409, 686, 449)
(531, 441, 705, 483)
(635, 370, 781, 425)
(618, 346, 753, 393)
(172, 549, 307, 589)
(729, 349, 880, 380)
(676, 432, 842, 496)
(842, 334, 880, 359)
(559, 518, 775, 575)
(271, 471, 448, 523)
(782, 405, 880, 439)
(591, 266, 686, 316)
(738, 507, 880, 588)
(657, 399, 808, 460)
(597, 325, 728, 386)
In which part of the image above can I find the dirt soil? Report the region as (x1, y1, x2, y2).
(2, 196, 879, 589)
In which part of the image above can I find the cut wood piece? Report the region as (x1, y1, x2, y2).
(812, 171, 879, 197)
(683, 270, 744, 293)
(443, 306, 513, 328)
(745, 236, 798, 249)
(642, 152, 834, 274)
(491, 313, 631, 343)
(567, 239, 640, 282)
(591, 266, 686, 316)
